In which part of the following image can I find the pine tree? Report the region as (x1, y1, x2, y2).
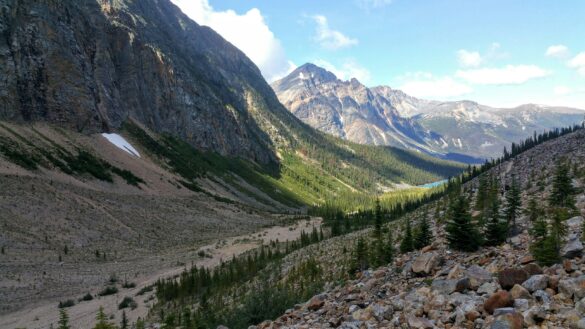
(93, 306, 115, 329)
(504, 177, 522, 235)
(58, 309, 70, 329)
(383, 230, 394, 264)
(374, 198, 383, 239)
(413, 214, 432, 249)
(549, 162, 576, 210)
(399, 219, 414, 253)
(446, 195, 481, 251)
(135, 318, 145, 329)
(474, 175, 489, 211)
(525, 196, 542, 222)
(120, 310, 128, 329)
(351, 237, 369, 274)
(484, 196, 507, 246)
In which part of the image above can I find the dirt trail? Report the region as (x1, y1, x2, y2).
(0, 218, 321, 329)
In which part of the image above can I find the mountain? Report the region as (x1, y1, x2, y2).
(272, 64, 440, 155)
(0, 0, 463, 196)
(0, 1, 464, 325)
(375, 87, 585, 159)
(273, 64, 585, 161)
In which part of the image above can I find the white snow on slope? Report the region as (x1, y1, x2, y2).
(101, 133, 141, 158)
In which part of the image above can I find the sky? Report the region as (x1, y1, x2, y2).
(170, 0, 585, 109)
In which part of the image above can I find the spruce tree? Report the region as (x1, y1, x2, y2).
(414, 214, 432, 249)
(446, 195, 481, 251)
(58, 309, 70, 329)
(549, 162, 576, 210)
(351, 237, 369, 274)
(474, 175, 489, 211)
(525, 196, 542, 223)
(120, 310, 128, 329)
(93, 306, 115, 329)
(484, 196, 507, 246)
(504, 176, 522, 235)
(399, 219, 414, 253)
(374, 198, 383, 239)
(383, 230, 394, 264)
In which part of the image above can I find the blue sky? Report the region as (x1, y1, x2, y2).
(171, 0, 585, 108)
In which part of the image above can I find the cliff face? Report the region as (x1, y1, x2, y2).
(0, 0, 303, 163)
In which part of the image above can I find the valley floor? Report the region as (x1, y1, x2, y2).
(0, 206, 320, 329)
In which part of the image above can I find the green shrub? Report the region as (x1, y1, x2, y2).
(58, 299, 75, 308)
(118, 296, 137, 310)
(98, 286, 118, 296)
(80, 293, 93, 301)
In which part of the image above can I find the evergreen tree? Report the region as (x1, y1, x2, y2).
(350, 237, 369, 274)
(93, 307, 116, 329)
(383, 230, 394, 264)
(413, 214, 432, 249)
(446, 195, 481, 251)
(525, 196, 542, 223)
(399, 219, 414, 253)
(504, 177, 522, 235)
(474, 175, 489, 211)
(549, 162, 576, 210)
(484, 196, 507, 246)
(135, 318, 145, 329)
(120, 310, 128, 329)
(58, 309, 70, 329)
(374, 198, 383, 239)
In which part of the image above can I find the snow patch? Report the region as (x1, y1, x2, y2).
(480, 141, 494, 148)
(101, 133, 141, 158)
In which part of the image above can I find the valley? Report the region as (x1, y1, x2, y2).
(0, 0, 584, 329)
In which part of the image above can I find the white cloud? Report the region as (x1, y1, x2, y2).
(398, 73, 473, 98)
(545, 45, 570, 59)
(456, 50, 482, 67)
(170, 0, 294, 82)
(568, 52, 585, 76)
(313, 15, 358, 50)
(313, 59, 371, 83)
(456, 65, 550, 85)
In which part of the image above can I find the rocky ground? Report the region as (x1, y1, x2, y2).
(255, 212, 585, 329)
(244, 129, 585, 329)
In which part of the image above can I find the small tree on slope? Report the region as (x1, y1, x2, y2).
(446, 195, 482, 252)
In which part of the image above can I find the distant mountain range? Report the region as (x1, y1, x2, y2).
(272, 64, 585, 162)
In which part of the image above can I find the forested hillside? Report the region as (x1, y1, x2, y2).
(139, 124, 585, 329)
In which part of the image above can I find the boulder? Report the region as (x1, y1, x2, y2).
(522, 306, 546, 326)
(532, 290, 551, 304)
(510, 284, 532, 299)
(522, 263, 543, 276)
(513, 299, 530, 312)
(491, 312, 523, 329)
(307, 295, 326, 311)
(407, 316, 434, 329)
(563, 238, 584, 259)
(519, 255, 535, 265)
(431, 278, 470, 295)
(478, 282, 499, 295)
(558, 275, 585, 300)
(521, 275, 548, 292)
(466, 265, 493, 289)
(484, 291, 514, 315)
(412, 252, 442, 276)
(578, 318, 585, 329)
(498, 268, 529, 290)
(567, 216, 584, 231)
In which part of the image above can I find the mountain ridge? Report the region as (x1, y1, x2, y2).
(273, 62, 585, 161)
